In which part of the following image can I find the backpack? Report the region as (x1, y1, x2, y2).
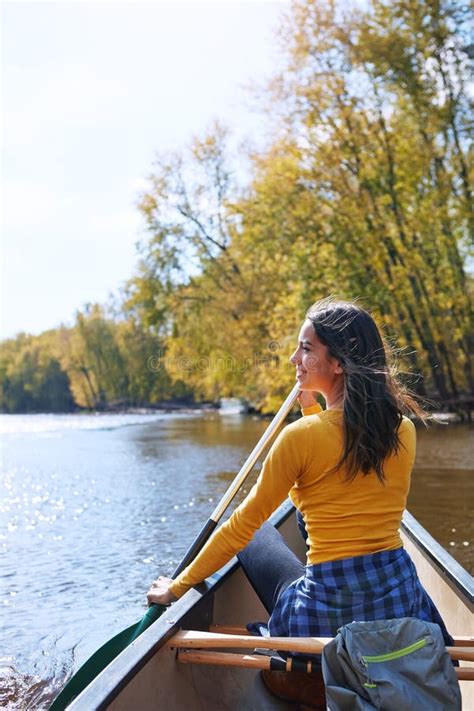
(322, 618, 461, 710)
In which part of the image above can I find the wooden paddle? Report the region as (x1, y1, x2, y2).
(49, 385, 300, 710)
(175, 650, 474, 680)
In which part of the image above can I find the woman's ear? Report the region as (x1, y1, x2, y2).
(334, 361, 343, 375)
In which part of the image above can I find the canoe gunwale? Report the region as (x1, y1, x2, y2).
(401, 510, 473, 606)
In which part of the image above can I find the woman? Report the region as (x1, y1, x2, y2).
(147, 299, 452, 702)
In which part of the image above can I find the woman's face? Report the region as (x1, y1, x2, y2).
(290, 319, 343, 396)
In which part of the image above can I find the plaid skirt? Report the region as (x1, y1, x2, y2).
(266, 548, 453, 646)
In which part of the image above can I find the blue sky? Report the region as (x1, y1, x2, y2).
(2, 1, 287, 340)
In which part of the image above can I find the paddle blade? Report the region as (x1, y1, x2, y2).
(49, 605, 165, 711)
(129, 603, 165, 641)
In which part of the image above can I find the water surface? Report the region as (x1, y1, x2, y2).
(0, 412, 472, 709)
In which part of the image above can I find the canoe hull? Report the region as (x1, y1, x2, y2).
(69, 503, 473, 710)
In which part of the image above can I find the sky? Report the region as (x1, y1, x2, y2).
(1, 0, 288, 340)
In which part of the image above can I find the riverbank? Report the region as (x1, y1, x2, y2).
(2, 404, 472, 423)
(2, 394, 472, 422)
(98, 399, 217, 415)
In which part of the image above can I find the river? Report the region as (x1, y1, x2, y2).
(0, 411, 472, 709)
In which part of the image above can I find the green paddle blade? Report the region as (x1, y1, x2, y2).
(49, 604, 165, 711)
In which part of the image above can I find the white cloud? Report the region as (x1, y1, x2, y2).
(86, 209, 142, 235)
(2, 180, 78, 229)
(4, 63, 127, 148)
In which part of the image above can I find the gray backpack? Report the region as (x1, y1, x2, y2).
(322, 618, 461, 710)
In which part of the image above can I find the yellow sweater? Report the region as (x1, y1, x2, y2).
(169, 404, 416, 598)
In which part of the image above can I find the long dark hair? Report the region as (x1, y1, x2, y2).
(306, 298, 428, 483)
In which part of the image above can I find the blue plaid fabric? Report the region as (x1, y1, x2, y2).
(267, 547, 453, 646)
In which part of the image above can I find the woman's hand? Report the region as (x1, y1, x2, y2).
(297, 391, 318, 409)
(147, 576, 177, 606)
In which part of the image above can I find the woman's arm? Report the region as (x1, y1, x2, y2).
(153, 423, 305, 600)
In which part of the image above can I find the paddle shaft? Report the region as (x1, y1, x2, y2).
(176, 651, 474, 680)
(172, 383, 300, 578)
(169, 631, 474, 662)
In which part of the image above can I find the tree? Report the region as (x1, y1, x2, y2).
(0, 333, 75, 413)
(129, 0, 472, 410)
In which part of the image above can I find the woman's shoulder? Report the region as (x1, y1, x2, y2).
(284, 408, 340, 439)
(395, 416, 417, 459)
(399, 415, 416, 434)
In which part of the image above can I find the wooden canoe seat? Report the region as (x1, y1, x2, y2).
(168, 628, 474, 682)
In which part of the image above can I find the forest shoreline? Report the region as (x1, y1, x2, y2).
(1, 401, 471, 423)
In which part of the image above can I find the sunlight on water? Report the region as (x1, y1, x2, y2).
(0, 412, 197, 435)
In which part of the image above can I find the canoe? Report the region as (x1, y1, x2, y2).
(66, 501, 473, 710)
